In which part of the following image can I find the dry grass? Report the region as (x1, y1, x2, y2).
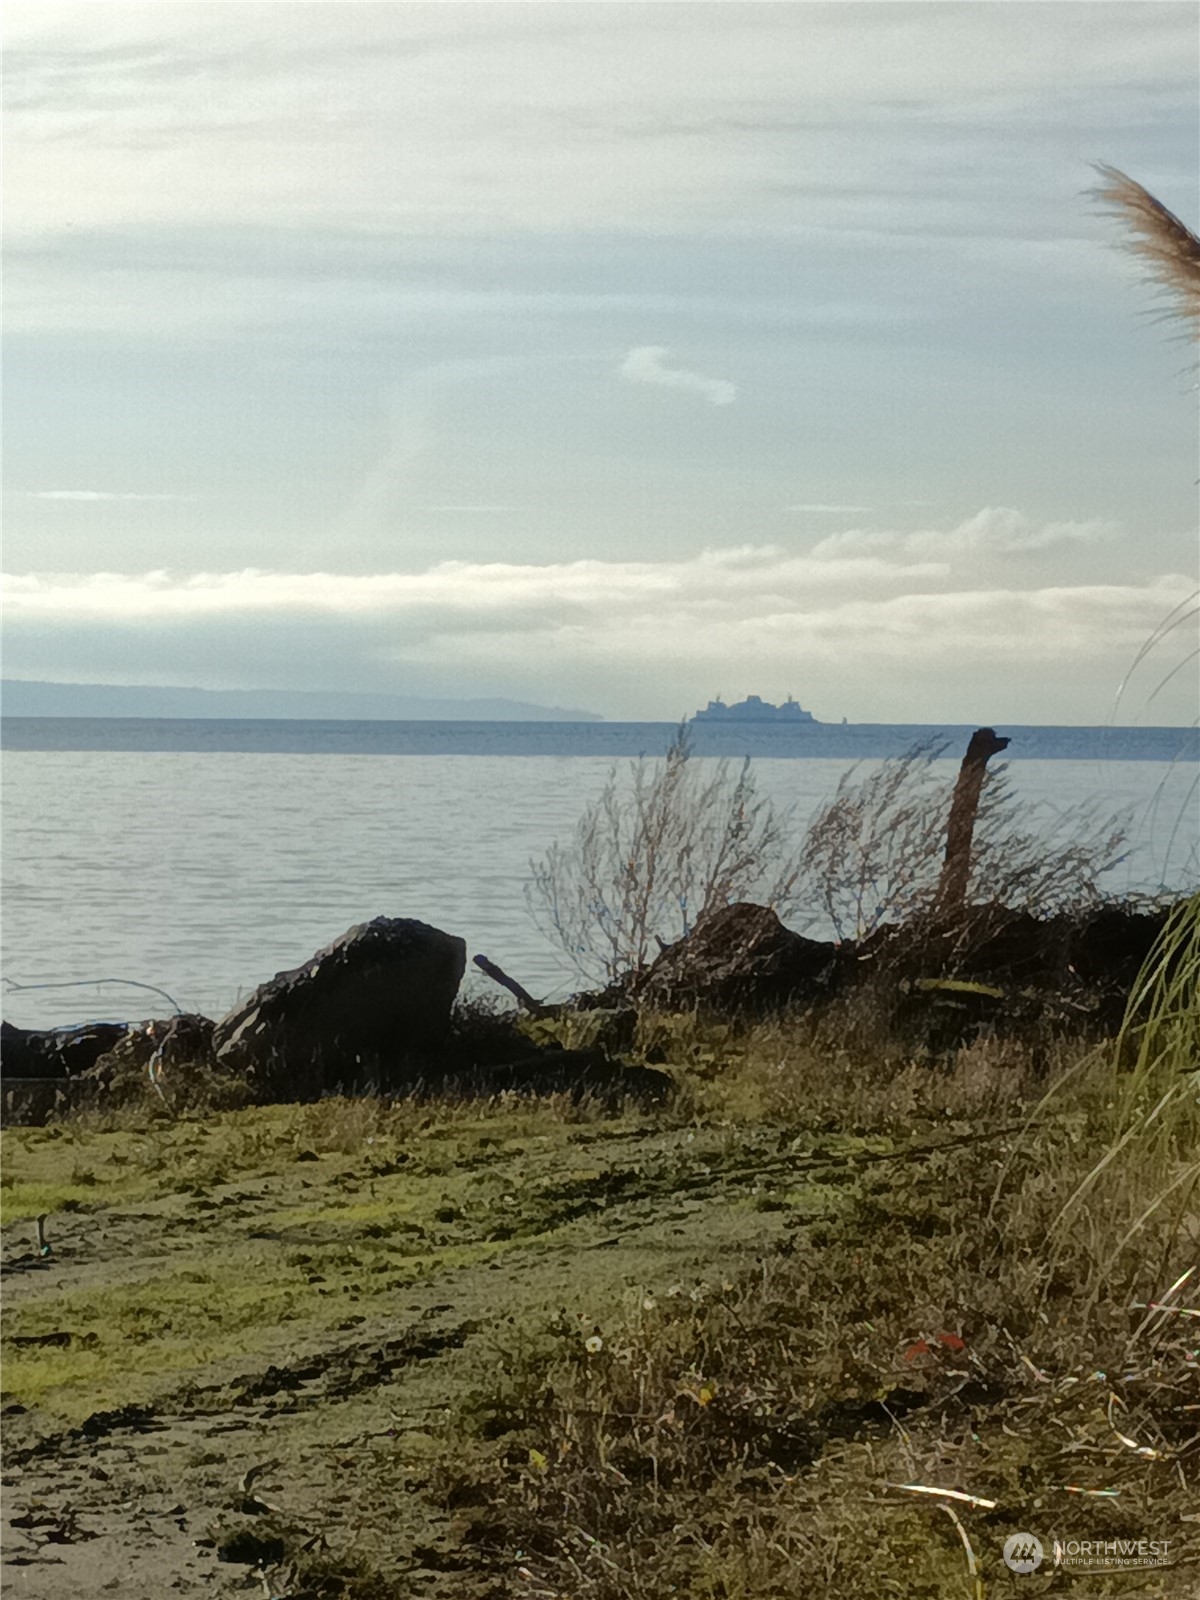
(527, 724, 801, 985)
(435, 1095, 1198, 1594)
(423, 951, 1200, 1598)
(632, 994, 1095, 1136)
(793, 741, 1130, 941)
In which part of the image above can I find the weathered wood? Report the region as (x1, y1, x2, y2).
(934, 727, 1010, 918)
(472, 954, 552, 1017)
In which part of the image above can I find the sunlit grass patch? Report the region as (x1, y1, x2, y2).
(1, 1128, 165, 1221)
(1, 1104, 313, 1221)
(0, 1091, 639, 1227)
(276, 1193, 427, 1227)
(0, 1225, 518, 1424)
(2, 1260, 315, 1415)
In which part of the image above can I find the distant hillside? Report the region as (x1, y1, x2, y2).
(0, 679, 604, 723)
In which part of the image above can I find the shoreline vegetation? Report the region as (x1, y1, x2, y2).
(3, 731, 1197, 1595)
(1, 900, 1196, 1596)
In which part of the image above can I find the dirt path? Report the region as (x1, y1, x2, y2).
(3, 1109, 869, 1597)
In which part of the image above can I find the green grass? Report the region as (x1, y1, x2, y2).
(0, 1091, 657, 1423)
(4, 1265, 312, 1406)
(4, 946, 1196, 1593)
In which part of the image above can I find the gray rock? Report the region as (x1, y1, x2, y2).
(0, 1020, 127, 1080)
(212, 917, 466, 1098)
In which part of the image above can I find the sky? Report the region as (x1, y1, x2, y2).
(3, 0, 1198, 724)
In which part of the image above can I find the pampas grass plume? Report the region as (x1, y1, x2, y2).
(1092, 163, 1200, 333)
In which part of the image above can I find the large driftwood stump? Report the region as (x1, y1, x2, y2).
(934, 727, 1010, 918)
(634, 902, 838, 1013)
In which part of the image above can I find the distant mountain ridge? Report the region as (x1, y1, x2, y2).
(1, 679, 604, 723)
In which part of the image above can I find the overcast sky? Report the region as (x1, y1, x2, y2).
(3, 1, 1197, 723)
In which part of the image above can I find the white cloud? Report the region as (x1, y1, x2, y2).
(810, 529, 897, 558)
(785, 504, 872, 514)
(6, 531, 1194, 721)
(0, 548, 939, 625)
(619, 346, 737, 406)
(4, 543, 1188, 672)
(811, 506, 1115, 562)
(17, 490, 185, 502)
(4, 5, 1192, 247)
(909, 507, 1114, 556)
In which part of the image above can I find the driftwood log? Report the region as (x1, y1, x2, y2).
(472, 954, 552, 1017)
(934, 727, 1010, 918)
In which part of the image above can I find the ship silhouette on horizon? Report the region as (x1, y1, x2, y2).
(691, 694, 817, 724)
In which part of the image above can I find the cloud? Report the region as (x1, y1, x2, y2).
(909, 507, 1115, 557)
(0, 549, 938, 627)
(619, 346, 737, 406)
(4, 5, 1192, 250)
(4, 540, 1187, 666)
(17, 490, 186, 502)
(786, 504, 872, 514)
(5, 530, 1193, 722)
(811, 507, 1115, 562)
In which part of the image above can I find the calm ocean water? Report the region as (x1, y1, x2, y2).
(2, 720, 1197, 1030)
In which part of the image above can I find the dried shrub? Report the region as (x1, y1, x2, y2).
(793, 740, 1131, 940)
(527, 725, 800, 984)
